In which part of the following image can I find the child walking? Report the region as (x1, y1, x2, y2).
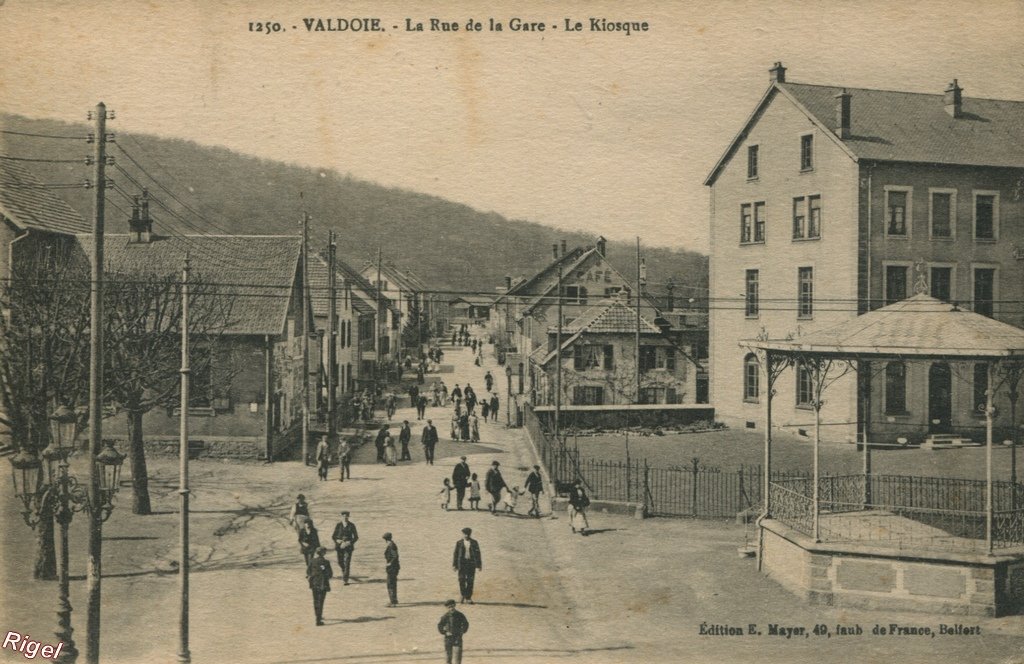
(439, 478, 453, 511)
(504, 486, 526, 514)
(468, 473, 481, 510)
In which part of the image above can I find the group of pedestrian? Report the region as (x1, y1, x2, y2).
(313, 436, 353, 481)
(438, 459, 545, 517)
(373, 422, 415, 466)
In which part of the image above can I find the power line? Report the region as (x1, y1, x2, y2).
(0, 129, 85, 140)
(0, 155, 87, 164)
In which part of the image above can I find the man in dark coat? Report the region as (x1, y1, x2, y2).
(458, 412, 470, 441)
(398, 421, 412, 461)
(452, 456, 471, 510)
(452, 527, 482, 604)
(438, 599, 470, 664)
(331, 511, 359, 584)
(451, 384, 462, 402)
(375, 425, 389, 464)
(484, 461, 507, 513)
(306, 547, 333, 626)
(383, 532, 400, 607)
(484, 371, 493, 392)
(464, 385, 476, 415)
(525, 465, 545, 517)
(422, 419, 438, 465)
(489, 393, 499, 422)
(417, 394, 428, 420)
(298, 519, 321, 567)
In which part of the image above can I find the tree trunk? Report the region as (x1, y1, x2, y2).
(127, 409, 151, 515)
(34, 497, 57, 580)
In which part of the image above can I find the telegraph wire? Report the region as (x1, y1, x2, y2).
(0, 129, 85, 140)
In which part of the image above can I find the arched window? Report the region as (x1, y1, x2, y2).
(885, 362, 907, 414)
(743, 354, 760, 402)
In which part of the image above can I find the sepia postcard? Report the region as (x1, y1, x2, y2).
(1, 1, 1023, 663)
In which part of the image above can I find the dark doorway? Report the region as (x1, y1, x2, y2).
(928, 363, 952, 434)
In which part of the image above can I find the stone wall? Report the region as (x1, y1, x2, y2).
(533, 404, 715, 430)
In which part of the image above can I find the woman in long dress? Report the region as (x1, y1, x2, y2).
(384, 432, 397, 466)
(470, 414, 480, 443)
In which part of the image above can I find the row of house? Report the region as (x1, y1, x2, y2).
(491, 237, 710, 408)
(706, 63, 1024, 443)
(0, 163, 433, 457)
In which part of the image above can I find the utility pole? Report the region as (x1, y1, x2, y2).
(301, 212, 310, 466)
(635, 237, 642, 405)
(376, 246, 383, 390)
(85, 101, 110, 664)
(264, 336, 273, 462)
(177, 254, 191, 664)
(554, 264, 563, 444)
(327, 231, 337, 444)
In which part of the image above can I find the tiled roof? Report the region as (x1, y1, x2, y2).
(494, 246, 588, 305)
(309, 256, 377, 318)
(0, 160, 90, 234)
(75, 234, 301, 336)
(749, 294, 1024, 358)
(705, 80, 1024, 185)
(781, 82, 1024, 168)
(334, 257, 398, 315)
(552, 298, 662, 335)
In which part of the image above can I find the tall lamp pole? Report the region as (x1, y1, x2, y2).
(505, 365, 513, 426)
(178, 255, 191, 663)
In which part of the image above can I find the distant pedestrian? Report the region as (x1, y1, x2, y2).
(459, 413, 470, 441)
(432, 383, 442, 407)
(525, 465, 544, 517)
(438, 599, 470, 664)
(417, 395, 428, 419)
(298, 519, 321, 568)
(399, 420, 412, 461)
(489, 393, 499, 422)
(452, 527, 482, 604)
(451, 384, 462, 402)
(468, 474, 481, 510)
(315, 436, 331, 481)
(485, 461, 508, 513)
(332, 511, 359, 584)
(385, 392, 397, 420)
(409, 384, 420, 408)
(440, 381, 448, 405)
(289, 494, 310, 533)
(504, 486, 526, 514)
(384, 431, 397, 466)
(450, 412, 459, 441)
(451, 331, 457, 345)
(481, 399, 490, 420)
(568, 479, 591, 536)
(452, 456, 470, 510)
(375, 425, 389, 464)
(422, 419, 438, 465)
(338, 440, 352, 481)
(439, 478, 453, 511)
(306, 547, 333, 626)
(469, 414, 480, 442)
(383, 532, 400, 607)
(484, 371, 493, 393)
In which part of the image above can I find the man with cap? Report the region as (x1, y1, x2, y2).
(382, 532, 400, 607)
(398, 420, 413, 461)
(452, 527, 482, 604)
(315, 436, 331, 481)
(331, 511, 359, 584)
(437, 599, 470, 664)
(452, 456, 471, 510)
(421, 418, 439, 465)
(484, 461, 508, 513)
(525, 465, 545, 517)
(289, 494, 310, 533)
(306, 546, 333, 626)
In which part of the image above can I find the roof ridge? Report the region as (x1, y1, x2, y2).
(782, 80, 1024, 104)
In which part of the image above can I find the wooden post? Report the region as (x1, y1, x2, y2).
(861, 360, 872, 508)
(812, 361, 822, 543)
(328, 232, 337, 443)
(264, 335, 273, 462)
(301, 212, 310, 466)
(554, 264, 562, 443)
(986, 361, 994, 553)
(763, 350, 773, 517)
(177, 255, 191, 663)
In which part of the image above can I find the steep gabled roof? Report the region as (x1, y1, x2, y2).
(75, 234, 301, 336)
(309, 255, 380, 319)
(493, 246, 588, 306)
(0, 160, 90, 235)
(333, 257, 399, 316)
(705, 80, 1024, 185)
(536, 298, 662, 366)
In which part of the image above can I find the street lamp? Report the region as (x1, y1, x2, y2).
(7, 406, 125, 664)
(505, 365, 513, 426)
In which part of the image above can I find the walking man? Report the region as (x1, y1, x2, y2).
(422, 418, 438, 465)
(484, 461, 507, 513)
(375, 425, 389, 464)
(438, 599, 469, 664)
(452, 456, 471, 510)
(525, 465, 544, 517)
(289, 494, 310, 533)
(399, 420, 412, 461)
(306, 547, 333, 626)
(489, 393, 499, 422)
(484, 370, 493, 393)
(383, 532, 400, 607)
(332, 511, 359, 584)
(315, 436, 330, 481)
(568, 479, 591, 535)
(452, 527, 482, 604)
(298, 519, 321, 568)
(385, 391, 397, 420)
(417, 394, 428, 420)
(337, 439, 352, 481)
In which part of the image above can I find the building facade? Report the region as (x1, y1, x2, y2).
(706, 63, 1024, 443)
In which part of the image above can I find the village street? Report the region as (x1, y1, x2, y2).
(4, 341, 1024, 664)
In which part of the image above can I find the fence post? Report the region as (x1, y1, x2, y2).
(643, 458, 651, 516)
(738, 466, 746, 510)
(691, 457, 699, 518)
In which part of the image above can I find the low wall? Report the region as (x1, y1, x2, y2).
(761, 519, 1024, 617)
(105, 423, 300, 462)
(533, 404, 715, 430)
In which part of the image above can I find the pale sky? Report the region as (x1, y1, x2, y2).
(1, 0, 1022, 252)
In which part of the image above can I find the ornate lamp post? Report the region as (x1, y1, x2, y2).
(8, 406, 125, 664)
(505, 365, 513, 426)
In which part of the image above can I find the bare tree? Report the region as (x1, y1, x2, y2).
(102, 271, 234, 515)
(0, 243, 91, 579)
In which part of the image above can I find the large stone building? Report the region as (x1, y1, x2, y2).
(706, 63, 1024, 443)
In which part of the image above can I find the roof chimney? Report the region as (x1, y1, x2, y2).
(560, 239, 567, 256)
(596, 235, 607, 257)
(552, 243, 559, 260)
(944, 79, 963, 118)
(639, 257, 648, 294)
(128, 189, 153, 243)
(504, 275, 512, 290)
(666, 278, 675, 311)
(834, 88, 852, 139)
(769, 61, 786, 84)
